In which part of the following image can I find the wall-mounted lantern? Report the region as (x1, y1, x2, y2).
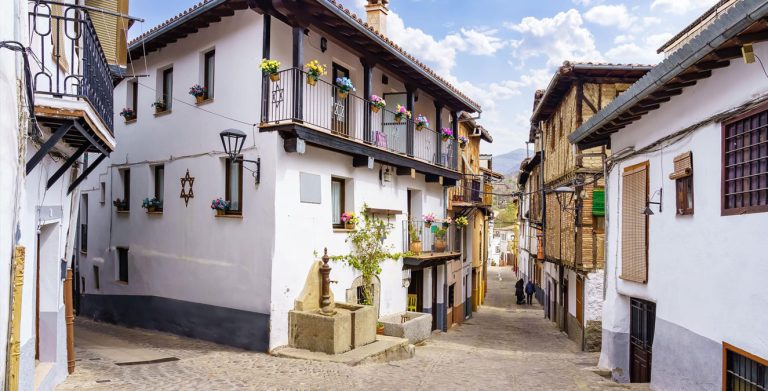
(643, 188, 663, 215)
(553, 186, 576, 211)
(219, 128, 261, 185)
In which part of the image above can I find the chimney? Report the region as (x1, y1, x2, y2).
(365, 0, 389, 35)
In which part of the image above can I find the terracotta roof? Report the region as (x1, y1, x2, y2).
(128, 0, 481, 111)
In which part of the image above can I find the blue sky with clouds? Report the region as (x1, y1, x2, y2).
(128, 0, 718, 154)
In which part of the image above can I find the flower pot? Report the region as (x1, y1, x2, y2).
(195, 95, 205, 104)
(123, 115, 135, 122)
(371, 105, 380, 113)
(216, 209, 226, 216)
(416, 124, 424, 131)
(434, 239, 447, 252)
(409, 241, 422, 255)
(269, 73, 280, 82)
(442, 136, 451, 142)
(147, 206, 157, 213)
(395, 116, 402, 124)
(424, 222, 432, 228)
(345, 221, 354, 230)
(460, 143, 467, 149)
(376, 325, 385, 335)
(307, 75, 317, 86)
(337, 90, 349, 99)
(442, 222, 450, 228)
(154, 107, 165, 114)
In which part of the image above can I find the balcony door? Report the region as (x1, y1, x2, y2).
(332, 63, 350, 137)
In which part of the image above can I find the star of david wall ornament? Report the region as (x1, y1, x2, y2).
(180, 169, 195, 207)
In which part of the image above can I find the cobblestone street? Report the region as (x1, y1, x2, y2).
(58, 266, 647, 391)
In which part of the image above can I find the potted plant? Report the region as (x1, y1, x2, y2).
(440, 127, 454, 141)
(394, 104, 411, 123)
(304, 60, 326, 86)
(341, 212, 356, 230)
(455, 216, 468, 228)
(408, 221, 422, 255)
(189, 84, 207, 104)
(414, 114, 429, 131)
(442, 217, 452, 228)
(141, 197, 162, 213)
(112, 198, 128, 212)
(434, 226, 448, 252)
(458, 135, 469, 148)
(376, 321, 385, 335)
(260, 58, 281, 82)
(151, 99, 166, 114)
(423, 213, 436, 228)
(335, 77, 355, 99)
(370, 95, 386, 113)
(210, 197, 230, 216)
(119, 108, 135, 121)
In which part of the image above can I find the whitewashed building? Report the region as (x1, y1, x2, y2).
(78, 0, 484, 352)
(0, 0, 124, 389)
(570, 1, 768, 389)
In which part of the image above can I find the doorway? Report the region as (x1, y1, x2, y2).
(630, 298, 656, 383)
(331, 63, 350, 137)
(407, 269, 424, 312)
(562, 278, 569, 334)
(36, 222, 61, 363)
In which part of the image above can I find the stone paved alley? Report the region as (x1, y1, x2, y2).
(58, 266, 649, 391)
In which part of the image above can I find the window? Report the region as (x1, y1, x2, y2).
(331, 177, 346, 228)
(225, 158, 242, 214)
(100, 182, 106, 203)
(204, 50, 215, 99)
(129, 80, 138, 119)
(154, 165, 165, 204)
(162, 67, 173, 110)
(621, 162, 648, 283)
(724, 343, 767, 391)
(117, 247, 129, 283)
(669, 151, 694, 215)
(93, 265, 100, 290)
(80, 194, 88, 253)
(722, 108, 768, 215)
(121, 169, 130, 211)
(592, 188, 606, 234)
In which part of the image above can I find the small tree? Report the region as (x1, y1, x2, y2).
(330, 204, 404, 305)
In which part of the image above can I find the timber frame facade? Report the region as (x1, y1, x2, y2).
(530, 61, 651, 351)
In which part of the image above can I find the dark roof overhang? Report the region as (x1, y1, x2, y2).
(570, 0, 768, 147)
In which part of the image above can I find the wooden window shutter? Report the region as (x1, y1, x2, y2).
(621, 162, 648, 283)
(669, 151, 692, 180)
(592, 189, 605, 216)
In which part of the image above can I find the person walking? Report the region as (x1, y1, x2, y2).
(525, 280, 535, 305)
(515, 279, 525, 305)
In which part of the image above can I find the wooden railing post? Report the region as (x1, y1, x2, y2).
(406, 85, 416, 157)
(451, 111, 459, 170)
(292, 25, 304, 121)
(434, 102, 443, 165)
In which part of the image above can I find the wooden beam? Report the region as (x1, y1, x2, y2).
(692, 60, 730, 71)
(396, 167, 416, 178)
(352, 155, 374, 168)
(68, 153, 106, 194)
(677, 70, 712, 82)
(283, 137, 305, 153)
(713, 46, 743, 60)
(737, 30, 768, 44)
(425, 174, 443, 184)
(26, 123, 73, 175)
(650, 89, 683, 98)
(575, 80, 584, 125)
(47, 143, 89, 189)
(73, 121, 109, 156)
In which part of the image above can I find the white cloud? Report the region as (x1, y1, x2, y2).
(507, 9, 602, 67)
(650, 0, 712, 15)
(584, 5, 634, 30)
(604, 32, 672, 64)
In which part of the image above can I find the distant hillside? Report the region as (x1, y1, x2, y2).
(491, 148, 529, 176)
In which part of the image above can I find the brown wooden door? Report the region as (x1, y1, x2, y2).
(562, 279, 568, 334)
(630, 298, 655, 383)
(36, 233, 40, 360)
(576, 277, 584, 326)
(331, 63, 350, 137)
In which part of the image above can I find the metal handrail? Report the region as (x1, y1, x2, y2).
(261, 67, 457, 170)
(28, 1, 115, 131)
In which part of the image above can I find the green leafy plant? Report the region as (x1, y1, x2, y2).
(434, 226, 448, 239)
(408, 221, 420, 243)
(330, 204, 404, 306)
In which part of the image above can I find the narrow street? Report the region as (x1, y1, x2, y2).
(58, 266, 645, 390)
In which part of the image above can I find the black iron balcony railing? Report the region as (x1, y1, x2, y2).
(261, 68, 457, 170)
(450, 174, 483, 205)
(29, 1, 114, 131)
(403, 219, 457, 255)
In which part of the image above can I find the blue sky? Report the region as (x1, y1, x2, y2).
(127, 0, 718, 154)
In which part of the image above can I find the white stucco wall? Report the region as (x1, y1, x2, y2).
(602, 41, 768, 363)
(81, 11, 273, 315)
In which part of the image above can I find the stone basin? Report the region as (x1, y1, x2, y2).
(379, 311, 432, 344)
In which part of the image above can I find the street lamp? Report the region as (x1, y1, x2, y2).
(219, 128, 261, 184)
(643, 188, 663, 215)
(553, 186, 576, 211)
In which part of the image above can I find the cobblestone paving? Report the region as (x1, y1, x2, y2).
(59, 266, 649, 391)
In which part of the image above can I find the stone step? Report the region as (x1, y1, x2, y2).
(273, 335, 414, 366)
